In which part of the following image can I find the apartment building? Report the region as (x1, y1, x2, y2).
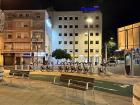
(51, 11, 102, 64)
(3, 10, 51, 65)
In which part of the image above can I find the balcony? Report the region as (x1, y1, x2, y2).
(32, 38, 44, 42)
(3, 49, 32, 53)
(4, 38, 31, 42)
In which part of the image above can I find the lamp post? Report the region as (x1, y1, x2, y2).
(86, 17, 93, 63)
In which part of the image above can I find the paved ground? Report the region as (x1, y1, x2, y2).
(0, 70, 140, 105)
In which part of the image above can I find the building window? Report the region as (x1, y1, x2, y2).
(95, 49, 99, 53)
(70, 49, 73, 52)
(95, 41, 99, 44)
(69, 33, 73, 36)
(64, 25, 67, 28)
(24, 33, 29, 38)
(70, 41, 73, 44)
(75, 41, 78, 44)
(59, 17, 62, 20)
(64, 17, 67, 20)
(95, 24, 99, 28)
(59, 33, 62, 36)
(75, 33, 78, 36)
(96, 16, 99, 20)
(90, 41, 93, 44)
(16, 33, 21, 38)
(95, 33, 99, 36)
(58, 25, 62, 28)
(75, 49, 78, 52)
(59, 41, 62, 44)
(26, 14, 30, 17)
(7, 34, 12, 39)
(84, 25, 88, 28)
(69, 25, 73, 28)
(36, 15, 41, 19)
(90, 49, 93, 53)
(90, 33, 93, 36)
(84, 49, 88, 53)
(90, 25, 93, 28)
(64, 33, 67, 36)
(24, 24, 28, 27)
(69, 17, 73, 20)
(75, 17, 78, 20)
(75, 25, 78, 28)
(64, 41, 67, 44)
(84, 41, 88, 44)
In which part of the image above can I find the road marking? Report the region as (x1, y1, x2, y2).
(95, 86, 118, 91)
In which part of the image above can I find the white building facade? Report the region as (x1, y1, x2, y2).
(51, 11, 102, 65)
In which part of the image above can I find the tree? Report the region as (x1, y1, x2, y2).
(106, 37, 117, 58)
(65, 53, 72, 60)
(52, 49, 71, 64)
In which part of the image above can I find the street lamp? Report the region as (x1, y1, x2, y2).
(86, 17, 93, 63)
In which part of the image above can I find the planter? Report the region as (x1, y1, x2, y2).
(133, 83, 140, 105)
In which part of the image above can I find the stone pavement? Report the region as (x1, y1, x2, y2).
(0, 70, 138, 105)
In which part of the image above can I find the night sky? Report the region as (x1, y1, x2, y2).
(1, 0, 140, 42)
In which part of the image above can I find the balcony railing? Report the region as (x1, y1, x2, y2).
(4, 38, 31, 42)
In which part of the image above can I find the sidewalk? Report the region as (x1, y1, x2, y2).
(2, 70, 139, 105)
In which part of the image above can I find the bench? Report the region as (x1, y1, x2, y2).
(9, 70, 30, 78)
(54, 74, 95, 104)
(7, 70, 30, 85)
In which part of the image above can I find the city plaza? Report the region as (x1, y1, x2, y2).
(0, 4, 140, 105)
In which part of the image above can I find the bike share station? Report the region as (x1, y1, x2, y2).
(124, 48, 140, 76)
